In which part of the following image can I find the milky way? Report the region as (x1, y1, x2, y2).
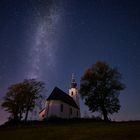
(27, 1, 63, 79)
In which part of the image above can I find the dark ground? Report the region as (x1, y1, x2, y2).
(0, 120, 140, 140)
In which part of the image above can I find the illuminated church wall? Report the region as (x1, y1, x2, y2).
(45, 100, 80, 119)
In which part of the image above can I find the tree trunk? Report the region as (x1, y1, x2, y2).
(13, 114, 19, 123)
(24, 96, 32, 121)
(102, 109, 109, 121)
(19, 111, 22, 121)
(24, 108, 30, 121)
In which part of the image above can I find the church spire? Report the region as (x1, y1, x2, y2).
(69, 73, 80, 107)
(70, 73, 77, 88)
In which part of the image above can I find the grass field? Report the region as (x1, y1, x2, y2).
(0, 121, 140, 140)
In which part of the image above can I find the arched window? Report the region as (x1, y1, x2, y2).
(70, 108, 72, 115)
(60, 104, 63, 112)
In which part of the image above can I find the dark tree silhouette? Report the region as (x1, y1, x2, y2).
(1, 79, 45, 122)
(80, 61, 125, 121)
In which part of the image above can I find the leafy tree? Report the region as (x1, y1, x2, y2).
(2, 83, 26, 122)
(80, 61, 125, 121)
(22, 79, 45, 121)
(1, 79, 45, 122)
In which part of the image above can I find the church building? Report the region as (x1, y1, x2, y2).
(39, 75, 80, 119)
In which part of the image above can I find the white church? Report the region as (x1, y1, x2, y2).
(39, 75, 80, 119)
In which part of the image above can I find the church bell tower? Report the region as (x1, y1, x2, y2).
(69, 74, 80, 107)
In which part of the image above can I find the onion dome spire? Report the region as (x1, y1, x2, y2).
(70, 73, 77, 88)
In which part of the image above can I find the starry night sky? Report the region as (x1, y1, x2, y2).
(0, 0, 140, 124)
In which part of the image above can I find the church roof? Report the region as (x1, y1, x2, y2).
(47, 87, 79, 109)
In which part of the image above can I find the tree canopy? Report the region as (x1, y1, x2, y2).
(80, 61, 125, 121)
(1, 79, 45, 122)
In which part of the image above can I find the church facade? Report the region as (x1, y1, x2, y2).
(39, 76, 80, 119)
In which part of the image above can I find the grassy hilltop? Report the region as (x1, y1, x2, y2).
(0, 120, 140, 140)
